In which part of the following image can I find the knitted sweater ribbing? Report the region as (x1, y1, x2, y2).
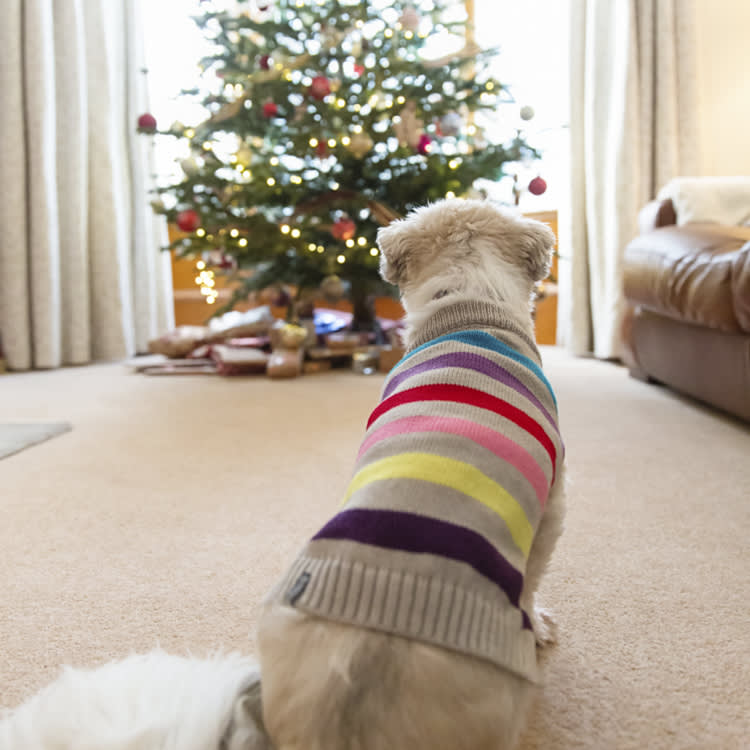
(270, 301, 564, 682)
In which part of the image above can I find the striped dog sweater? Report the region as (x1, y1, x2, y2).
(272, 300, 564, 682)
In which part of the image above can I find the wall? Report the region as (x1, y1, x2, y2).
(694, 0, 750, 175)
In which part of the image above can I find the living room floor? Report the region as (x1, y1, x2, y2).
(1, 348, 749, 749)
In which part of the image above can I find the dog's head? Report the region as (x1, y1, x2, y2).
(376, 199, 555, 306)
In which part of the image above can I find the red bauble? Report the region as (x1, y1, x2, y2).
(309, 75, 331, 101)
(137, 113, 157, 133)
(528, 176, 548, 196)
(262, 101, 279, 118)
(259, 54, 271, 70)
(176, 209, 201, 233)
(353, 64, 365, 77)
(315, 141, 329, 158)
(331, 218, 356, 241)
(417, 134, 432, 155)
(218, 254, 236, 270)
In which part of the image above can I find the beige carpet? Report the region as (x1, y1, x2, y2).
(1, 350, 749, 749)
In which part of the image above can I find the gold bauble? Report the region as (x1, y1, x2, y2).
(278, 323, 309, 349)
(320, 274, 345, 301)
(236, 145, 253, 166)
(347, 132, 374, 159)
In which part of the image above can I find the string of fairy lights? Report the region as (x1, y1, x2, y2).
(194, 260, 218, 304)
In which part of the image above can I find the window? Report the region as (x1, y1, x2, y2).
(142, 0, 215, 184)
(472, 0, 570, 211)
(142, 0, 569, 209)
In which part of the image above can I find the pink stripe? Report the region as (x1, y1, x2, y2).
(357, 415, 550, 506)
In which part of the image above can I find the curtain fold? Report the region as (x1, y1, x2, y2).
(0, 0, 173, 371)
(559, 0, 699, 358)
(55, 0, 91, 364)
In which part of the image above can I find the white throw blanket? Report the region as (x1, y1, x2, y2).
(658, 176, 750, 226)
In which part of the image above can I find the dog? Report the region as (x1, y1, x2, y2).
(257, 198, 566, 750)
(0, 199, 564, 750)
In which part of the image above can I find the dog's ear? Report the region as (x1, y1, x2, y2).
(515, 218, 556, 282)
(376, 219, 411, 286)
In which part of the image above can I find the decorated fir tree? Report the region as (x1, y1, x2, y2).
(140, 0, 542, 330)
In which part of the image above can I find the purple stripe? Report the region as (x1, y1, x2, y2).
(383, 351, 559, 434)
(313, 508, 531, 630)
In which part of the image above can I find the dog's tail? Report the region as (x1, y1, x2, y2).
(0, 650, 274, 750)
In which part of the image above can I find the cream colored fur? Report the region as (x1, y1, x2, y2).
(377, 199, 555, 349)
(258, 198, 566, 750)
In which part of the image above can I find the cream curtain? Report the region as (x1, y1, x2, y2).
(0, 0, 173, 371)
(559, 0, 700, 358)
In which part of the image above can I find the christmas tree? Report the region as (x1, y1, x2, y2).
(141, 0, 541, 331)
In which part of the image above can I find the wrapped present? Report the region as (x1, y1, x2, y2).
(267, 348, 304, 378)
(352, 348, 380, 375)
(303, 359, 332, 375)
(325, 332, 362, 352)
(314, 308, 351, 335)
(206, 306, 275, 340)
(210, 345, 269, 375)
(148, 306, 275, 359)
(141, 362, 217, 376)
(269, 322, 308, 351)
(378, 345, 406, 373)
(148, 326, 210, 359)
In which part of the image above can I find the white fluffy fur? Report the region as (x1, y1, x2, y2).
(258, 199, 566, 750)
(0, 650, 270, 750)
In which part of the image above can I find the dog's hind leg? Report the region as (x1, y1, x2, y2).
(223, 670, 274, 750)
(520, 465, 567, 647)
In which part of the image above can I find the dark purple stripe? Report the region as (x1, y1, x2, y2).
(313, 508, 531, 630)
(383, 351, 558, 434)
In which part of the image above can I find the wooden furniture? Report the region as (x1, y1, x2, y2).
(525, 209, 559, 346)
(168, 210, 559, 345)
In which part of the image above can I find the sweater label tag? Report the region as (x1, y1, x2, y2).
(287, 572, 311, 605)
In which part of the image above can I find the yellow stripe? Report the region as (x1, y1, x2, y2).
(343, 452, 533, 556)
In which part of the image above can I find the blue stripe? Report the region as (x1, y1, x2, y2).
(399, 331, 557, 408)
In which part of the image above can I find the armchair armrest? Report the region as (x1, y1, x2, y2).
(638, 198, 676, 234)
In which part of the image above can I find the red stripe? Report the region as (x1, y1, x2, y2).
(367, 384, 557, 473)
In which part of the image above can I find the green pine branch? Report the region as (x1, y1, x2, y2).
(145, 0, 541, 321)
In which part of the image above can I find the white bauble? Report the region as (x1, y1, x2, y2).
(180, 157, 200, 176)
(440, 111, 463, 137)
